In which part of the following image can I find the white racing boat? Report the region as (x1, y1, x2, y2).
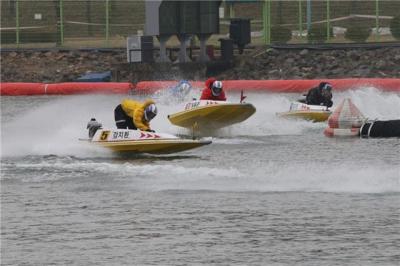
(277, 102, 332, 122)
(81, 119, 211, 154)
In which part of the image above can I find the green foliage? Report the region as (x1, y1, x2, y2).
(307, 24, 333, 44)
(345, 24, 371, 43)
(390, 15, 400, 40)
(270, 26, 292, 44)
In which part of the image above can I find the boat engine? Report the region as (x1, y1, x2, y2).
(87, 118, 102, 138)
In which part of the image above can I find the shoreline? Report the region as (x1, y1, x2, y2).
(1, 46, 400, 83)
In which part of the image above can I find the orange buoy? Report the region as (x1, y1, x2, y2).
(324, 98, 365, 137)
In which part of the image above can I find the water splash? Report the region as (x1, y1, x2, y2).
(1, 88, 399, 157)
(3, 158, 398, 193)
(334, 87, 400, 120)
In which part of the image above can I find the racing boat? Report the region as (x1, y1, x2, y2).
(277, 102, 332, 122)
(81, 119, 211, 154)
(167, 99, 256, 131)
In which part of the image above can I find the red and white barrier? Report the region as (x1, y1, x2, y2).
(0, 83, 46, 95)
(2, 78, 399, 96)
(135, 78, 400, 94)
(0, 82, 134, 96)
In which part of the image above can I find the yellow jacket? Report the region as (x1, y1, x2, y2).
(121, 98, 155, 131)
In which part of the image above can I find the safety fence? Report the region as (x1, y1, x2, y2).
(1, 0, 399, 48)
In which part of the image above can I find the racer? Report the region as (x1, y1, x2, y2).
(200, 78, 227, 101)
(114, 99, 157, 132)
(86, 118, 102, 138)
(171, 80, 192, 100)
(303, 82, 333, 107)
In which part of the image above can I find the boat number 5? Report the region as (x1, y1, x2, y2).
(100, 131, 110, 141)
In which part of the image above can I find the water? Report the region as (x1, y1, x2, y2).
(1, 88, 400, 265)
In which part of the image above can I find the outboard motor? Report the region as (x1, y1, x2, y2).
(87, 118, 102, 138)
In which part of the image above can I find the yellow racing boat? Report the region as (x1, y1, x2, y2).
(277, 102, 332, 122)
(82, 128, 211, 154)
(168, 100, 256, 130)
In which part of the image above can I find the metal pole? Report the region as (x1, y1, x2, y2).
(299, 0, 303, 39)
(60, 0, 64, 45)
(229, 3, 235, 18)
(263, 0, 267, 44)
(263, 0, 271, 45)
(268, 0, 271, 43)
(306, 0, 311, 32)
(105, 0, 109, 45)
(326, 0, 330, 41)
(16, 0, 19, 45)
(375, 0, 379, 41)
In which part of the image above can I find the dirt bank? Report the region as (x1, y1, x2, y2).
(1, 47, 400, 83)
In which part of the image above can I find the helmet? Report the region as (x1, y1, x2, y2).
(211, 80, 223, 96)
(319, 82, 332, 91)
(320, 83, 333, 99)
(178, 80, 191, 94)
(144, 104, 157, 121)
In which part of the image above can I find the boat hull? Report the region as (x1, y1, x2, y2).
(277, 110, 331, 122)
(277, 102, 331, 122)
(83, 129, 211, 154)
(95, 139, 211, 154)
(168, 102, 256, 130)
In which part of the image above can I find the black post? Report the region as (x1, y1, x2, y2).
(53, 0, 61, 45)
(86, 0, 93, 36)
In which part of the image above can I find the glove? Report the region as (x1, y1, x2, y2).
(146, 129, 155, 133)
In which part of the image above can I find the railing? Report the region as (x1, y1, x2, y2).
(1, 0, 399, 48)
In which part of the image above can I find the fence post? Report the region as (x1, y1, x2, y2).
(298, 0, 303, 40)
(105, 0, 110, 46)
(229, 3, 235, 18)
(262, 0, 267, 44)
(262, 0, 271, 45)
(16, 0, 19, 45)
(326, 0, 330, 41)
(60, 0, 64, 45)
(268, 0, 271, 43)
(375, 0, 380, 41)
(306, 0, 311, 32)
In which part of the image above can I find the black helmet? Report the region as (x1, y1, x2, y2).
(319, 82, 332, 91)
(144, 104, 157, 121)
(211, 81, 223, 96)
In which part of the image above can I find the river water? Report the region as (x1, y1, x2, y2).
(1, 88, 399, 265)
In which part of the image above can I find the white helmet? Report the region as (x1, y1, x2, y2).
(179, 81, 191, 94)
(144, 104, 157, 121)
(211, 80, 223, 96)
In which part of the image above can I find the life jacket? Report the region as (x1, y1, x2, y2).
(121, 98, 155, 131)
(200, 88, 227, 101)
